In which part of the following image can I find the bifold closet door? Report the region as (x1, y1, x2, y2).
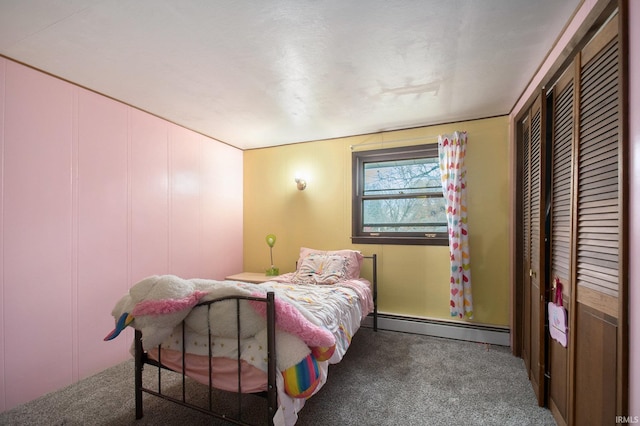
(547, 63, 575, 426)
(572, 15, 623, 424)
(517, 7, 626, 424)
(520, 95, 546, 406)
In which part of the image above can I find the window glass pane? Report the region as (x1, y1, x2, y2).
(363, 198, 447, 232)
(364, 158, 441, 195)
(353, 143, 448, 245)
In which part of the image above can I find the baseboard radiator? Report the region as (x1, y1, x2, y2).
(362, 312, 510, 346)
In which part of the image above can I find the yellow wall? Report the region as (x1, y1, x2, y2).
(243, 116, 510, 326)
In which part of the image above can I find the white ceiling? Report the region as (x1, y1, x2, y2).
(0, 0, 581, 150)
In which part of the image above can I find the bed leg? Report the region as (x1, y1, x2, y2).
(134, 329, 144, 419)
(372, 253, 378, 332)
(266, 292, 277, 426)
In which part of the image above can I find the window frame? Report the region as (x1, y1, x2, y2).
(351, 143, 449, 246)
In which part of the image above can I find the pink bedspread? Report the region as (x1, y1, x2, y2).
(147, 348, 267, 393)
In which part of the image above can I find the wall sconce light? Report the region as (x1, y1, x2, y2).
(295, 177, 307, 191)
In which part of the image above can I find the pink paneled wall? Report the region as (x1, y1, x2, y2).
(0, 58, 244, 412)
(3, 61, 75, 411)
(0, 54, 5, 419)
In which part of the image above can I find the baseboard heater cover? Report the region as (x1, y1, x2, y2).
(362, 313, 510, 346)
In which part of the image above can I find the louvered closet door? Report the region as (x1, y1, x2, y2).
(521, 115, 532, 376)
(547, 63, 575, 426)
(573, 15, 621, 425)
(520, 95, 546, 406)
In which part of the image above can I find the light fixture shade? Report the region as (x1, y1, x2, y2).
(265, 234, 276, 248)
(295, 177, 307, 190)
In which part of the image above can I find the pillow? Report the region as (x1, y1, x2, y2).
(298, 247, 363, 280)
(291, 253, 349, 285)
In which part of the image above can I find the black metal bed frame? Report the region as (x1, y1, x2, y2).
(133, 254, 377, 426)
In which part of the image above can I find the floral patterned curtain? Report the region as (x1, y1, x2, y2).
(438, 131, 473, 319)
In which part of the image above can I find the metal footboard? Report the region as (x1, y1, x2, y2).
(134, 291, 277, 426)
(363, 254, 378, 331)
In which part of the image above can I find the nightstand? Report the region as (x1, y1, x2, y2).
(225, 272, 277, 284)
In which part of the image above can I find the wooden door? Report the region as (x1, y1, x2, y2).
(520, 95, 546, 406)
(547, 61, 576, 426)
(515, 6, 627, 423)
(520, 114, 531, 375)
(572, 15, 625, 424)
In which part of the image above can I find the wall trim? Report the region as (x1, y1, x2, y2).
(362, 313, 511, 347)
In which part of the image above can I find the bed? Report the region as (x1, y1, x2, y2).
(105, 248, 378, 426)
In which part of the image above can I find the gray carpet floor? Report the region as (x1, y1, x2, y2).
(0, 328, 556, 426)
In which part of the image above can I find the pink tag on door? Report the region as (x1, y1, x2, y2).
(548, 278, 568, 347)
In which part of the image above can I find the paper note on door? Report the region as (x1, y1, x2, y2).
(548, 301, 568, 347)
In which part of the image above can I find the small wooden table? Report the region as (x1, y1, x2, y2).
(225, 272, 278, 284)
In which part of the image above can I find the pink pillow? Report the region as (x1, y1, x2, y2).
(298, 247, 363, 280)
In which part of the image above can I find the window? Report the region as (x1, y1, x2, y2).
(352, 144, 448, 245)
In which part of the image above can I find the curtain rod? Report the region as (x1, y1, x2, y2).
(350, 134, 440, 150)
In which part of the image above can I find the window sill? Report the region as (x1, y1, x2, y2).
(352, 236, 449, 246)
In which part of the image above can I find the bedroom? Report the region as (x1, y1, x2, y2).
(0, 0, 638, 424)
